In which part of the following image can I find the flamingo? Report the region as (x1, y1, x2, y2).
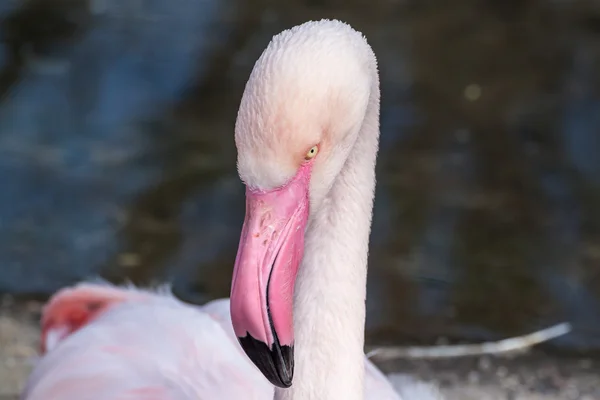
(20, 19, 444, 400)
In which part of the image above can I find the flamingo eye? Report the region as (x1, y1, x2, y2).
(304, 145, 319, 161)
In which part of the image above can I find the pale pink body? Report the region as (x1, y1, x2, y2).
(21, 283, 404, 400)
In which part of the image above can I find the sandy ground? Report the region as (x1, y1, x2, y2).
(1, 297, 599, 400)
(0, 298, 40, 400)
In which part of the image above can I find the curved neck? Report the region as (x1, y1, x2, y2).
(275, 69, 380, 400)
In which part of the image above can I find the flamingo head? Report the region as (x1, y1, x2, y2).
(229, 20, 376, 388)
(39, 283, 137, 353)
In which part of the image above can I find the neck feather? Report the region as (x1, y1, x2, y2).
(274, 69, 380, 400)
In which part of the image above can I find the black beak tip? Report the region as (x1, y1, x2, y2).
(237, 334, 294, 388)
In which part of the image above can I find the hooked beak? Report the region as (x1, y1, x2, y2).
(230, 166, 311, 388)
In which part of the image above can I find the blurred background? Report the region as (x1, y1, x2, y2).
(1, 0, 600, 364)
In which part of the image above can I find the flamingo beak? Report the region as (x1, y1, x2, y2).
(230, 165, 311, 388)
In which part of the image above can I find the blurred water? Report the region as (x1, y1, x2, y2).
(1, 0, 600, 353)
(0, 0, 228, 291)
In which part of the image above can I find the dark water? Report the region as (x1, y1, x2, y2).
(1, 0, 600, 353)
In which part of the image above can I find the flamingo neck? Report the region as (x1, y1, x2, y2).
(274, 71, 380, 400)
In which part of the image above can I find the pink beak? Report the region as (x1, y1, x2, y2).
(230, 165, 311, 388)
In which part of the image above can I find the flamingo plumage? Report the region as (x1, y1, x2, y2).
(22, 282, 442, 399)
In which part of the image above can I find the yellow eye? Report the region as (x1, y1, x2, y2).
(304, 145, 319, 160)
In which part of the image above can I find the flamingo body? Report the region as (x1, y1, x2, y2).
(22, 283, 424, 399)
